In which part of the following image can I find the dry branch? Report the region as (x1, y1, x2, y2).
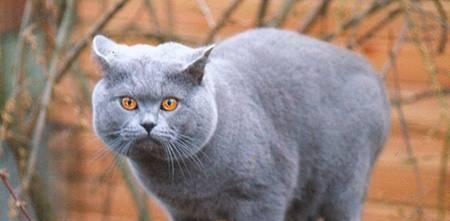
(196, 0, 216, 28)
(355, 7, 402, 46)
(431, 0, 448, 54)
(391, 87, 450, 105)
(380, 17, 425, 220)
(23, 0, 75, 194)
(267, 0, 299, 27)
(54, 0, 130, 83)
(165, 0, 175, 37)
(380, 21, 408, 79)
(401, 1, 448, 220)
(255, 0, 270, 27)
(298, 0, 330, 33)
(203, 0, 244, 44)
(0, 169, 34, 221)
(143, 0, 161, 34)
(323, 0, 396, 41)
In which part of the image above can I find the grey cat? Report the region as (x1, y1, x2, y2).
(91, 28, 390, 221)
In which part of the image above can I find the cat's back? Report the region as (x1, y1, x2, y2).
(208, 28, 390, 154)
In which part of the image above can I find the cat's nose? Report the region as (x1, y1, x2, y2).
(140, 122, 156, 134)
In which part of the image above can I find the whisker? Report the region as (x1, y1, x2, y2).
(168, 142, 189, 181)
(175, 139, 205, 172)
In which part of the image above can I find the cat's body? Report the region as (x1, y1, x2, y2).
(92, 28, 390, 221)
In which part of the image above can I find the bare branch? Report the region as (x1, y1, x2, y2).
(255, 0, 270, 27)
(0, 169, 34, 221)
(297, 0, 330, 33)
(54, 0, 131, 83)
(267, 0, 299, 27)
(355, 7, 402, 46)
(380, 21, 408, 79)
(203, 0, 244, 44)
(196, 0, 216, 28)
(165, 0, 175, 37)
(391, 87, 450, 105)
(323, 0, 396, 41)
(388, 22, 425, 220)
(431, 0, 448, 54)
(143, 0, 161, 34)
(401, 1, 448, 220)
(23, 0, 75, 193)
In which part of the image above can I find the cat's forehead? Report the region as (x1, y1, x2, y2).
(106, 57, 192, 99)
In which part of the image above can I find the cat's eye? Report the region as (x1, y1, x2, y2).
(121, 97, 138, 110)
(161, 97, 178, 111)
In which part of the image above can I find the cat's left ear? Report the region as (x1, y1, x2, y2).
(92, 35, 119, 70)
(183, 45, 215, 84)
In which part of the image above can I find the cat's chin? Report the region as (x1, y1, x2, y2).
(126, 137, 167, 160)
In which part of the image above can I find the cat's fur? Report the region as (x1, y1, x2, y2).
(91, 28, 390, 221)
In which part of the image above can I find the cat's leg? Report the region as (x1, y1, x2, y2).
(170, 212, 212, 221)
(320, 171, 367, 221)
(228, 198, 287, 221)
(320, 196, 362, 221)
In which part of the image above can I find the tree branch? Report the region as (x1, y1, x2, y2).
(255, 0, 270, 27)
(267, 0, 299, 27)
(431, 0, 448, 54)
(297, 0, 330, 33)
(143, 0, 161, 34)
(196, 0, 216, 28)
(355, 7, 402, 46)
(203, 0, 244, 44)
(0, 169, 34, 221)
(323, 0, 396, 41)
(54, 0, 131, 83)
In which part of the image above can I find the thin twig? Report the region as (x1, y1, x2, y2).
(380, 21, 408, 79)
(431, 0, 448, 54)
(165, 0, 174, 38)
(400, 1, 448, 220)
(143, 0, 161, 34)
(390, 37, 425, 221)
(107, 30, 197, 45)
(1, 0, 37, 152)
(355, 7, 402, 46)
(203, 0, 244, 44)
(390, 87, 450, 105)
(0, 169, 34, 221)
(22, 0, 75, 193)
(297, 0, 330, 33)
(267, 0, 299, 27)
(54, 0, 131, 83)
(196, 0, 216, 28)
(255, 0, 270, 27)
(323, 0, 395, 41)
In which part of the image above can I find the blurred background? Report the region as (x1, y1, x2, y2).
(0, 0, 449, 220)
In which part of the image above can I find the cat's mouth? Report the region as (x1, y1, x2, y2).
(126, 135, 168, 158)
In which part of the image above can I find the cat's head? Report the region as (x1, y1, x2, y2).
(91, 35, 218, 160)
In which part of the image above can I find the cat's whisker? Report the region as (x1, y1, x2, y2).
(164, 142, 176, 182)
(168, 142, 190, 181)
(175, 139, 205, 172)
(89, 147, 112, 162)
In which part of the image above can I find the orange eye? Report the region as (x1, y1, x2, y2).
(121, 97, 138, 110)
(161, 97, 178, 111)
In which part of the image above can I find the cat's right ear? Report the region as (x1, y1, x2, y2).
(92, 35, 118, 70)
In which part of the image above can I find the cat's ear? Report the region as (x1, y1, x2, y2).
(92, 35, 119, 70)
(183, 45, 215, 84)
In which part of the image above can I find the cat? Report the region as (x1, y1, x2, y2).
(91, 28, 390, 221)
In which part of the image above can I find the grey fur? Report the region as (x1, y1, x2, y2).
(91, 28, 390, 221)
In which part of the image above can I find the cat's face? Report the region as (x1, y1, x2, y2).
(91, 36, 217, 160)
